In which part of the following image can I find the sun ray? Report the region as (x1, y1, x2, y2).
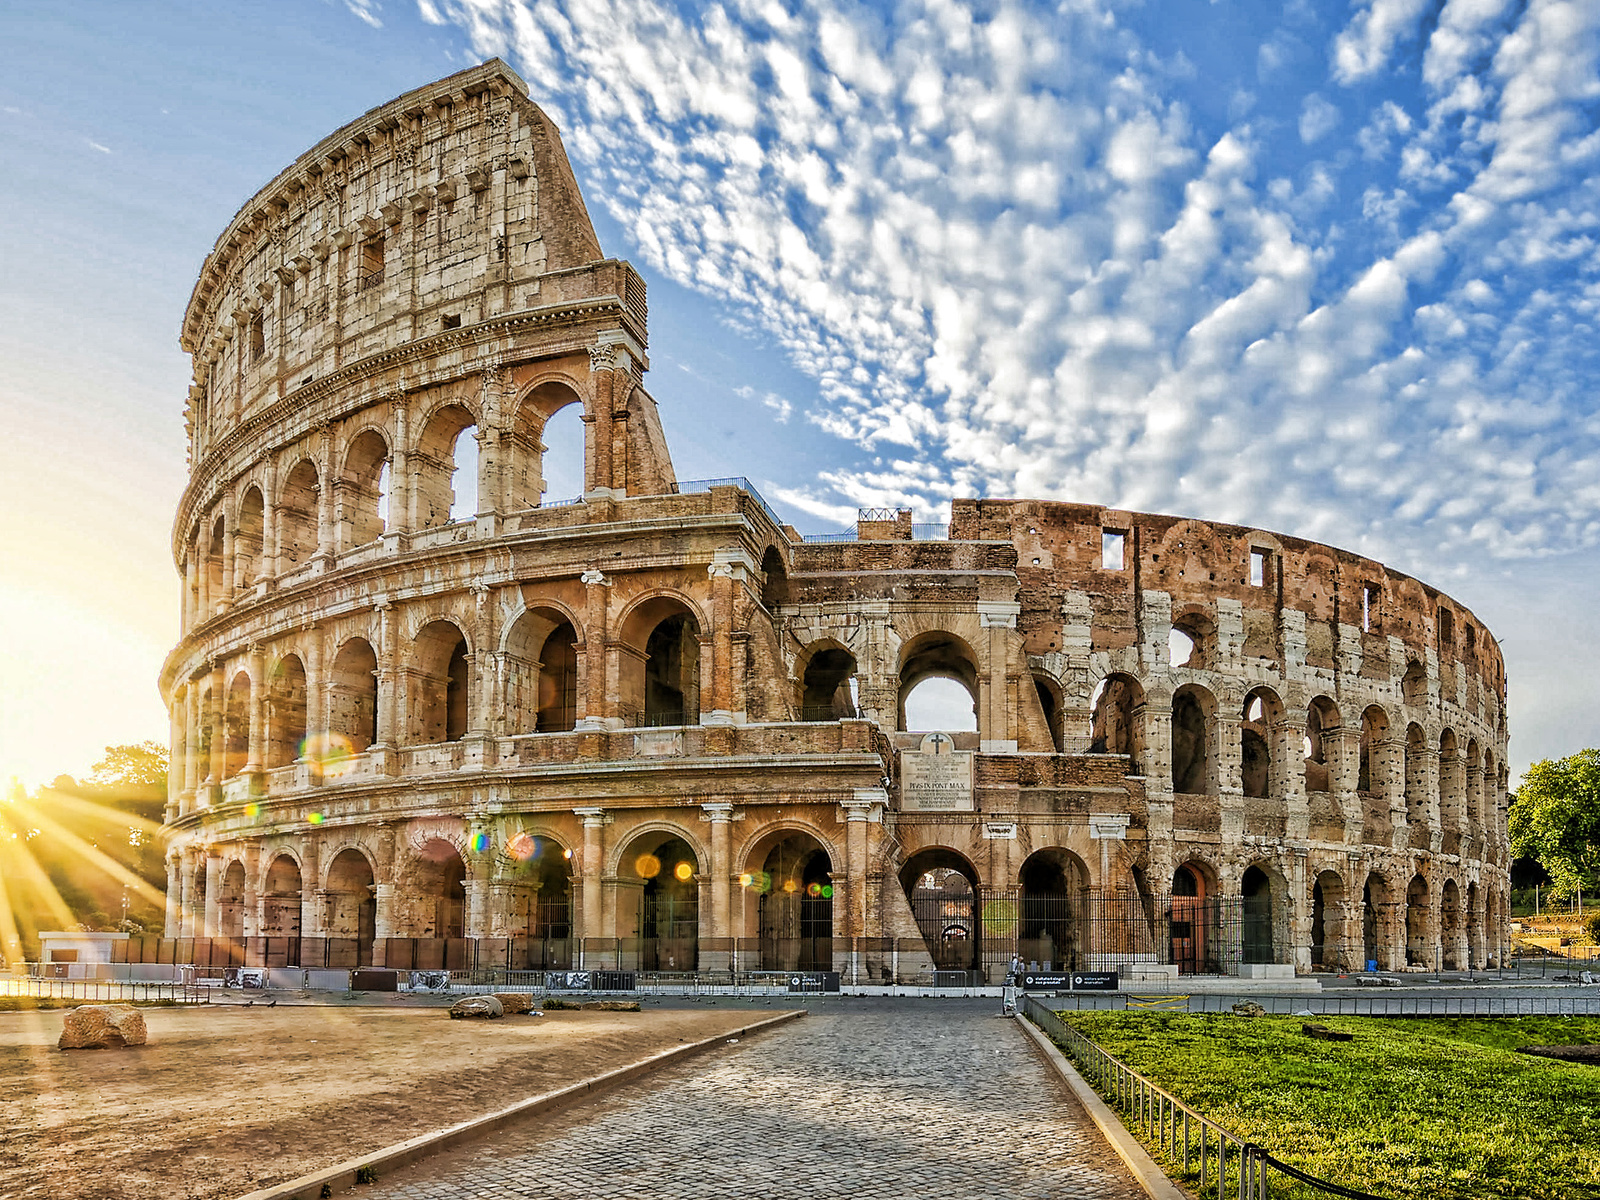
(0, 804, 81, 937)
(0, 864, 27, 967)
(33, 790, 168, 838)
(11, 798, 168, 913)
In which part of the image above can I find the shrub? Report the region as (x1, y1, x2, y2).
(1584, 911, 1600, 945)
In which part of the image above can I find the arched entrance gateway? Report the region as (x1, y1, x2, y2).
(324, 849, 377, 966)
(746, 833, 834, 971)
(1017, 849, 1088, 973)
(900, 848, 982, 980)
(504, 832, 574, 969)
(619, 833, 699, 971)
(1169, 863, 1217, 975)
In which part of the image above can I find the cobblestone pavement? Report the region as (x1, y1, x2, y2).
(363, 999, 1146, 1200)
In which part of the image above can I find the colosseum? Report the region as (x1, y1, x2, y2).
(156, 59, 1511, 987)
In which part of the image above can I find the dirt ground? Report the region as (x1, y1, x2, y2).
(0, 1001, 770, 1200)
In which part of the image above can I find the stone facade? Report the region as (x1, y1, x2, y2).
(160, 60, 1510, 980)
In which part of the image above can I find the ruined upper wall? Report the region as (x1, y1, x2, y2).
(946, 497, 1506, 717)
(177, 59, 618, 467)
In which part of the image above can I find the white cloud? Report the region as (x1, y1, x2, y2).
(1299, 93, 1341, 144)
(428, 0, 1600, 574)
(1332, 0, 1432, 83)
(344, 0, 382, 28)
(86, 139, 111, 154)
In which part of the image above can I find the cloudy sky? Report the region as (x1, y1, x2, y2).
(2, 0, 1597, 788)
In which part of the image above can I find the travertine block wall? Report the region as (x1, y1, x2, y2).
(160, 60, 1509, 977)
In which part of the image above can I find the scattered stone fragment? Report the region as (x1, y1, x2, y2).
(448, 995, 504, 1019)
(1301, 1022, 1353, 1042)
(581, 1000, 642, 1012)
(1231, 1001, 1266, 1018)
(493, 993, 537, 1014)
(59, 1004, 148, 1050)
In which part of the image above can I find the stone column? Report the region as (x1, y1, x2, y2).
(179, 852, 199, 938)
(574, 807, 608, 961)
(1377, 734, 1407, 851)
(464, 818, 493, 937)
(978, 601, 1021, 752)
(166, 685, 185, 823)
(576, 569, 611, 727)
(241, 845, 260, 939)
(221, 499, 237, 601)
(702, 802, 734, 971)
(586, 344, 619, 498)
(372, 824, 397, 944)
(244, 644, 267, 777)
(315, 424, 336, 563)
(203, 852, 222, 940)
(1278, 711, 1309, 841)
(164, 851, 182, 937)
(372, 603, 400, 768)
(203, 663, 225, 793)
(183, 551, 199, 631)
(260, 460, 278, 579)
(840, 790, 885, 983)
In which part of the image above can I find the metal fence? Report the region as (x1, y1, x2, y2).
(1047, 991, 1600, 1017)
(1025, 996, 1386, 1199)
(3, 968, 211, 1005)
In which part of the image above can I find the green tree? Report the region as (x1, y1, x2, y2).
(1509, 749, 1600, 900)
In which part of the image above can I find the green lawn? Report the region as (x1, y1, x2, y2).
(1051, 1012, 1600, 1200)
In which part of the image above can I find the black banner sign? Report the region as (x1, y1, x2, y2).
(787, 971, 840, 993)
(1070, 971, 1119, 991)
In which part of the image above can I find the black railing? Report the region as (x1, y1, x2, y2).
(675, 476, 786, 531)
(1026, 997, 1389, 1199)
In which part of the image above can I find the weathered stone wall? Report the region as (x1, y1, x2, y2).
(161, 60, 1510, 979)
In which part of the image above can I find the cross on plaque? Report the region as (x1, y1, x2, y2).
(927, 732, 951, 755)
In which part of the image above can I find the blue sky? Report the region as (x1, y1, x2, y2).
(1, 0, 1597, 786)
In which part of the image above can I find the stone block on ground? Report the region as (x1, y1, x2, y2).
(1230, 1001, 1266, 1018)
(448, 995, 504, 1019)
(59, 1005, 148, 1050)
(494, 992, 537, 1014)
(582, 999, 641, 1012)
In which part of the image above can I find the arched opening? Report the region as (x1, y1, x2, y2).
(760, 545, 789, 610)
(1358, 705, 1389, 793)
(1466, 739, 1483, 844)
(413, 838, 467, 939)
(1033, 675, 1065, 753)
(236, 488, 264, 587)
(448, 427, 479, 522)
(620, 598, 701, 726)
(1362, 872, 1391, 971)
(341, 429, 390, 548)
(1311, 870, 1346, 971)
(749, 832, 833, 970)
(205, 515, 226, 608)
(266, 655, 308, 769)
(1466, 881, 1481, 970)
(1440, 878, 1461, 970)
(1406, 874, 1431, 968)
(219, 861, 246, 942)
(1405, 723, 1427, 833)
(1089, 673, 1144, 769)
(414, 404, 478, 528)
(1241, 865, 1274, 964)
(262, 855, 302, 938)
(328, 638, 379, 753)
(1401, 659, 1427, 706)
(413, 620, 470, 743)
(222, 671, 251, 778)
(1169, 863, 1219, 974)
(277, 459, 319, 571)
(1018, 848, 1088, 972)
(1171, 684, 1215, 794)
(504, 832, 574, 967)
(510, 385, 587, 510)
(900, 847, 982, 978)
(623, 832, 699, 971)
(1439, 728, 1461, 842)
(1304, 696, 1339, 793)
(799, 644, 857, 721)
(324, 849, 377, 966)
(192, 865, 208, 935)
(898, 632, 980, 733)
(1240, 687, 1281, 800)
(195, 683, 214, 783)
(503, 607, 581, 734)
(1169, 611, 1215, 668)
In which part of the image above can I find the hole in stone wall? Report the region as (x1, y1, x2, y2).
(1102, 531, 1126, 570)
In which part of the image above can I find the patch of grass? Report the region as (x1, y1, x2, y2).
(1056, 1012, 1600, 1200)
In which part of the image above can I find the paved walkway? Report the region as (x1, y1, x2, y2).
(366, 999, 1145, 1200)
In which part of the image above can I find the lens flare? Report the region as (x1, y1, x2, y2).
(673, 861, 694, 882)
(307, 811, 324, 825)
(244, 803, 261, 818)
(507, 832, 538, 861)
(820, 884, 834, 899)
(783, 878, 798, 893)
(302, 731, 359, 778)
(806, 882, 822, 898)
(635, 853, 662, 879)
(738, 872, 753, 888)
(471, 830, 489, 854)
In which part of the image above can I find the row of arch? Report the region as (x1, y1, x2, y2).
(185, 387, 588, 625)
(1089, 673, 1505, 828)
